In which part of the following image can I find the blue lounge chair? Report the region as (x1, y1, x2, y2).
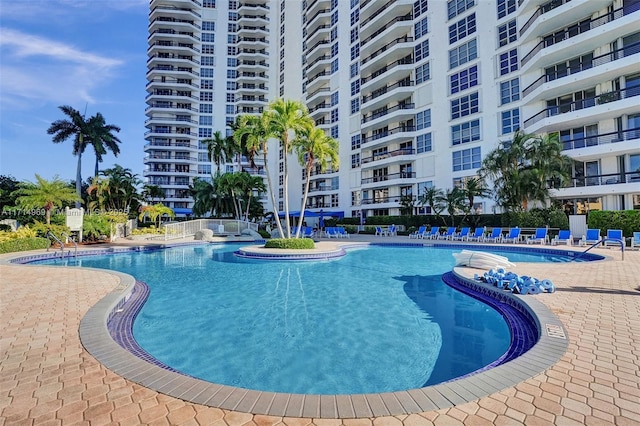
(551, 230, 572, 246)
(580, 229, 601, 246)
(631, 232, 640, 250)
(325, 227, 339, 238)
(438, 227, 457, 240)
(409, 226, 427, 239)
(465, 227, 485, 242)
(375, 226, 386, 236)
(337, 226, 350, 239)
(604, 229, 623, 248)
(424, 227, 440, 239)
(526, 228, 548, 245)
(302, 226, 314, 238)
(451, 227, 470, 241)
(503, 228, 522, 244)
(388, 224, 397, 236)
(483, 227, 503, 243)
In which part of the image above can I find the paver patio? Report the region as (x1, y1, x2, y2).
(1, 237, 638, 425)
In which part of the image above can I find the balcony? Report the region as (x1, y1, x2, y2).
(361, 103, 414, 124)
(361, 55, 413, 85)
(361, 171, 416, 185)
(521, 4, 640, 67)
(550, 170, 640, 199)
(360, 13, 413, 49)
(362, 125, 416, 146)
(150, 5, 201, 19)
(520, 0, 572, 37)
(361, 78, 414, 109)
(361, 148, 415, 164)
(523, 41, 640, 98)
(524, 86, 640, 128)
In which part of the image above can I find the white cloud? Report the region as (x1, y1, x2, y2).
(0, 28, 123, 109)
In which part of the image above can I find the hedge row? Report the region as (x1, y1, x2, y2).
(0, 237, 51, 254)
(264, 238, 315, 249)
(588, 210, 640, 237)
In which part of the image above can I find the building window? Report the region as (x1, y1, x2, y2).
(331, 108, 339, 123)
(227, 58, 237, 67)
(416, 133, 432, 153)
(499, 49, 518, 75)
(331, 125, 339, 138)
(200, 104, 213, 113)
(201, 79, 214, 89)
(350, 28, 359, 43)
(331, 59, 339, 73)
(351, 79, 360, 96)
(449, 39, 477, 69)
(416, 62, 430, 84)
(200, 92, 213, 101)
(416, 109, 431, 130)
(331, 42, 339, 57)
(202, 68, 214, 78)
(226, 93, 235, 102)
(414, 0, 429, 17)
(498, 20, 517, 47)
(501, 108, 520, 134)
(453, 147, 481, 171)
(202, 33, 215, 43)
(449, 13, 476, 44)
(350, 8, 359, 25)
(201, 56, 215, 66)
(351, 153, 360, 168)
(351, 98, 360, 114)
(451, 92, 479, 119)
(415, 17, 428, 39)
(350, 62, 359, 78)
(415, 40, 429, 62)
(331, 10, 338, 25)
(226, 105, 234, 114)
(199, 128, 212, 138)
(203, 0, 216, 7)
(447, 0, 474, 20)
(202, 21, 215, 31)
(449, 65, 478, 95)
(497, 0, 516, 19)
(500, 78, 520, 104)
(452, 119, 481, 145)
(331, 27, 338, 41)
(331, 91, 339, 106)
(350, 43, 360, 60)
(351, 134, 361, 149)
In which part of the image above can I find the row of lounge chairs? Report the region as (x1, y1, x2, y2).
(579, 229, 640, 249)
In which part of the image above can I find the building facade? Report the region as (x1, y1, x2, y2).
(144, 0, 640, 218)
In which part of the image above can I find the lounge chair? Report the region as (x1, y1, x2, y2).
(337, 226, 350, 239)
(375, 226, 387, 236)
(388, 225, 397, 236)
(579, 229, 601, 246)
(451, 227, 470, 241)
(424, 227, 440, 239)
(301, 226, 314, 238)
(409, 226, 427, 239)
(437, 227, 457, 240)
(526, 228, 548, 245)
(465, 227, 485, 242)
(551, 230, 572, 246)
(483, 227, 503, 243)
(503, 228, 522, 244)
(631, 232, 640, 250)
(604, 229, 623, 248)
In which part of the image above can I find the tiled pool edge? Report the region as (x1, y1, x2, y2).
(75, 266, 567, 418)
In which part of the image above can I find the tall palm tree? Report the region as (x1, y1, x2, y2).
(47, 105, 90, 207)
(217, 172, 243, 219)
(418, 186, 445, 224)
(100, 165, 141, 212)
(233, 114, 285, 238)
(238, 173, 266, 221)
(292, 126, 339, 238)
(463, 177, 491, 215)
(442, 187, 466, 227)
(86, 112, 121, 178)
(265, 99, 313, 238)
(15, 174, 80, 224)
(204, 131, 231, 175)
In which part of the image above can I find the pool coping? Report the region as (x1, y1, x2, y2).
(6, 243, 571, 418)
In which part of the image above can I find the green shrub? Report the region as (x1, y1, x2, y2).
(0, 224, 12, 232)
(30, 222, 70, 239)
(83, 214, 111, 241)
(0, 237, 50, 254)
(0, 226, 37, 242)
(258, 230, 271, 238)
(588, 210, 640, 237)
(131, 226, 164, 235)
(264, 238, 315, 249)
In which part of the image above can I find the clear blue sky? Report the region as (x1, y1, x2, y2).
(0, 0, 149, 184)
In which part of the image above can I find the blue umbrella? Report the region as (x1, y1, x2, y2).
(319, 210, 325, 229)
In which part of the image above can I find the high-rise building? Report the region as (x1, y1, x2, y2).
(144, 0, 640, 218)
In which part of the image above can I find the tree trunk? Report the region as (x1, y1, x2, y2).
(283, 133, 291, 238)
(295, 164, 313, 239)
(263, 147, 284, 238)
(75, 152, 82, 208)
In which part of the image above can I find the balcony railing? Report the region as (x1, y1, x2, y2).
(521, 3, 639, 67)
(147, 77, 198, 88)
(558, 127, 640, 150)
(361, 35, 414, 66)
(361, 13, 413, 47)
(361, 55, 414, 84)
(361, 194, 411, 205)
(361, 148, 415, 164)
(362, 125, 416, 144)
(361, 103, 415, 124)
(556, 171, 640, 189)
(361, 79, 413, 104)
(308, 185, 339, 193)
(150, 5, 201, 18)
(523, 41, 640, 98)
(523, 86, 640, 128)
(361, 0, 400, 28)
(361, 171, 416, 184)
(519, 0, 572, 36)
(151, 17, 201, 30)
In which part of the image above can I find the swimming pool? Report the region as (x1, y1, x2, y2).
(34, 243, 579, 395)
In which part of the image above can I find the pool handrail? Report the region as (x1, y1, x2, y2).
(574, 238, 624, 261)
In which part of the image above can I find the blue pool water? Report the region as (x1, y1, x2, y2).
(37, 244, 568, 394)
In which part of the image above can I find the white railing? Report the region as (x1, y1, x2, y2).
(162, 219, 259, 240)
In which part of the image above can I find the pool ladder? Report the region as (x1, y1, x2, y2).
(46, 231, 78, 259)
(573, 238, 624, 261)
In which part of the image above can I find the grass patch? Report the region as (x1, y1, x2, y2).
(264, 238, 315, 249)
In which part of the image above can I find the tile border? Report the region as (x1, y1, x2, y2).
(67, 244, 570, 418)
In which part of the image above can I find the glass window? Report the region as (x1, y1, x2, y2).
(449, 39, 477, 69)
(351, 134, 361, 149)
(415, 40, 430, 62)
(453, 147, 481, 171)
(500, 78, 520, 104)
(416, 62, 430, 83)
(451, 92, 479, 119)
(501, 108, 520, 134)
(450, 65, 478, 95)
(351, 79, 360, 95)
(331, 59, 339, 73)
(350, 62, 359, 78)
(451, 119, 481, 145)
(449, 13, 476, 44)
(499, 49, 518, 75)
(447, 0, 474, 20)
(497, 0, 516, 19)
(417, 133, 432, 153)
(414, 0, 429, 17)
(498, 20, 517, 47)
(416, 109, 431, 130)
(415, 17, 429, 39)
(351, 98, 360, 114)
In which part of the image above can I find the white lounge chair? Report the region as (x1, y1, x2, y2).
(551, 230, 572, 246)
(526, 228, 548, 245)
(604, 229, 623, 248)
(580, 229, 601, 246)
(631, 232, 640, 250)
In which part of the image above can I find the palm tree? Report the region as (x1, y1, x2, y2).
(204, 131, 231, 175)
(138, 203, 175, 227)
(141, 184, 164, 204)
(47, 105, 90, 207)
(87, 176, 111, 211)
(15, 174, 80, 224)
(233, 114, 285, 238)
(217, 172, 243, 219)
(442, 187, 467, 227)
(418, 186, 445, 224)
(463, 177, 491, 214)
(86, 112, 121, 178)
(99, 165, 141, 212)
(190, 178, 216, 217)
(265, 99, 313, 238)
(238, 173, 266, 221)
(292, 126, 339, 238)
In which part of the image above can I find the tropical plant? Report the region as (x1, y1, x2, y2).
(0, 175, 20, 212)
(217, 172, 243, 220)
(138, 203, 175, 227)
(99, 165, 142, 212)
(15, 175, 80, 225)
(399, 195, 416, 216)
(418, 186, 445, 224)
(479, 130, 573, 213)
(292, 125, 339, 237)
(264, 99, 314, 238)
(190, 178, 217, 217)
(238, 173, 267, 221)
(141, 184, 164, 204)
(442, 187, 467, 227)
(204, 131, 234, 175)
(86, 112, 121, 178)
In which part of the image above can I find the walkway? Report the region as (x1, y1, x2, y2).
(1, 236, 639, 425)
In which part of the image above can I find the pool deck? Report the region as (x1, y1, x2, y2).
(1, 235, 639, 425)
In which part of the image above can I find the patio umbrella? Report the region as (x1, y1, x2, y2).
(319, 210, 325, 229)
